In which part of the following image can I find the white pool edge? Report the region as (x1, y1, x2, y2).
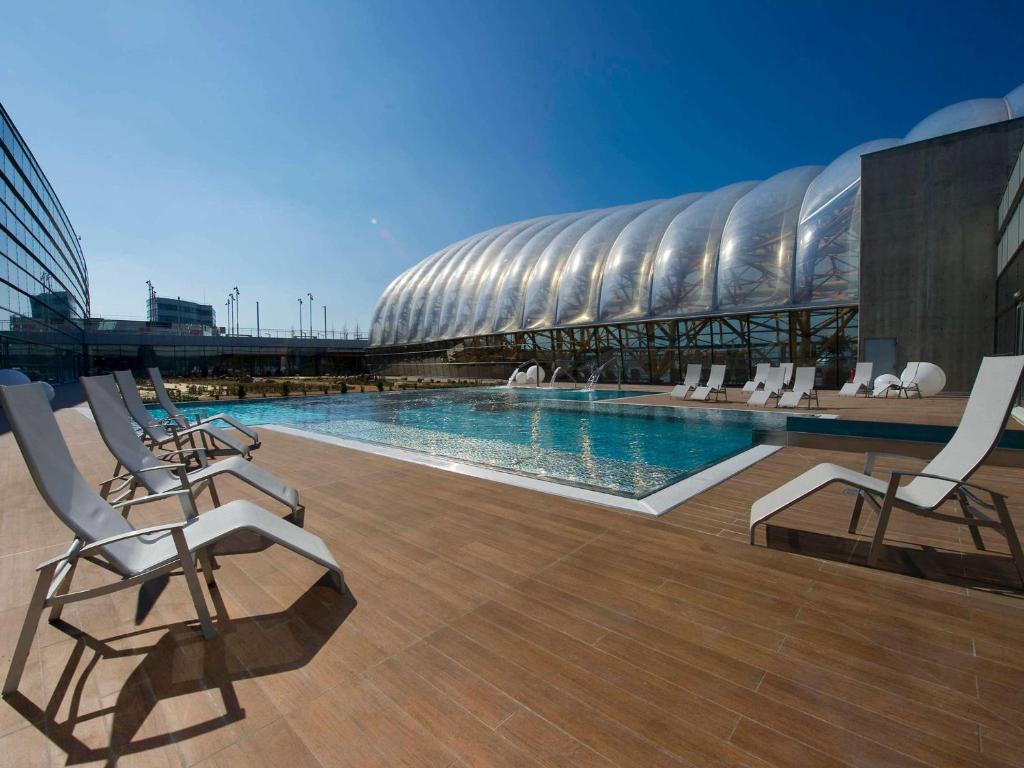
(260, 423, 782, 516)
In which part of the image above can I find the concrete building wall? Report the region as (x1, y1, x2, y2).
(860, 118, 1024, 391)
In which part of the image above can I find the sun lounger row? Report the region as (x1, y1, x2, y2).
(671, 363, 819, 408)
(669, 364, 728, 401)
(0, 369, 346, 697)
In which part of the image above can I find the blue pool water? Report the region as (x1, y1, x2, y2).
(153, 387, 797, 498)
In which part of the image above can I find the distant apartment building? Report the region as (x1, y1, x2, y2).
(147, 295, 216, 328)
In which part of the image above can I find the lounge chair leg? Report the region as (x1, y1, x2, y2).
(328, 568, 347, 594)
(957, 493, 986, 551)
(992, 494, 1024, 587)
(172, 530, 216, 639)
(48, 559, 77, 622)
(3, 564, 54, 696)
(99, 461, 122, 500)
(197, 547, 217, 588)
(848, 492, 866, 533)
(867, 477, 900, 567)
(292, 505, 306, 527)
(207, 477, 221, 507)
(119, 480, 139, 518)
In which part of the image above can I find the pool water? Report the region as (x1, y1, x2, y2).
(153, 387, 796, 498)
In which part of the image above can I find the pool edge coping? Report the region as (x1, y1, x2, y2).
(259, 422, 783, 517)
(72, 401, 785, 516)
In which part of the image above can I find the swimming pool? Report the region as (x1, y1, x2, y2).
(151, 387, 803, 514)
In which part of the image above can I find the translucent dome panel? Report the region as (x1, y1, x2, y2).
(554, 202, 657, 326)
(521, 207, 620, 330)
(649, 181, 757, 318)
(450, 219, 544, 339)
(390, 248, 455, 344)
(489, 213, 589, 334)
(376, 264, 423, 346)
(793, 138, 900, 305)
(1007, 83, 1024, 118)
(369, 272, 406, 345)
(471, 215, 575, 337)
(435, 227, 515, 341)
(405, 237, 476, 343)
(904, 98, 1010, 144)
(716, 166, 823, 312)
(597, 194, 704, 323)
(414, 231, 495, 343)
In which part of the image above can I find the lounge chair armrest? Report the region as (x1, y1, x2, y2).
(866, 450, 921, 462)
(888, 471, 1007, 499)
(158, 447, 204, 460)
(111, 488, 193, 510)
(76, 522, 190, 559)
(125, 463, 187, 477)
(36, 522, 189, 569)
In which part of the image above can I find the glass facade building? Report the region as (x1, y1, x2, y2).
(1, 101, 89, 383)
(369, 84, 1024, 385)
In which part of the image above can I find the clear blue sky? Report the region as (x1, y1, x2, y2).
(1, 1, 1021, 333)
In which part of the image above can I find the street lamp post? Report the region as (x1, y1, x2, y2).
(307, 293, 314, 338)
(323, 305, 327, 337)
(233, 286, 240, 335)
(224, 299, 230, 336)
(297, 297, 303, 338)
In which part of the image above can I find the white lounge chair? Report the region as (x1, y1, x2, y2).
(0, 382, 346, 697)
(691, 364, 727, 401)
(874, 362, 921, 398)
(839, 362, 874, 397)
(777, 367, 818, 408)
(113, 370, 251, 461)
(747, 366, 784, 406)
(780, 363, 794, 389)
(148, 367, 260, 449)
(742, 363, 770, 393)
(670, 364, 703, 399)
(82, 375, 304, 524)
(750, 355, 1024, 583)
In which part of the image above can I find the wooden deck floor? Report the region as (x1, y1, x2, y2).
(2, 404, 1024, 767)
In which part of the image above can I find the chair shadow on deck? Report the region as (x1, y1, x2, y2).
(4, 573, 356, 767)
(764, 525, 1024, 596)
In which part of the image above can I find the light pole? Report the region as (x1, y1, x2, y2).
(233, 286, 240, 335)
(307, 293, 314, 338)
(297, 297, 303, 338)
(323, 305, 327, 337)
(224, 299, 231, 336)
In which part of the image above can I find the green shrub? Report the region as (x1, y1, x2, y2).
(340, 381, 348, 394)
(281, 381, 291, 397)
(237, 384, 246, 399)
(375, 379, 384, 392)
